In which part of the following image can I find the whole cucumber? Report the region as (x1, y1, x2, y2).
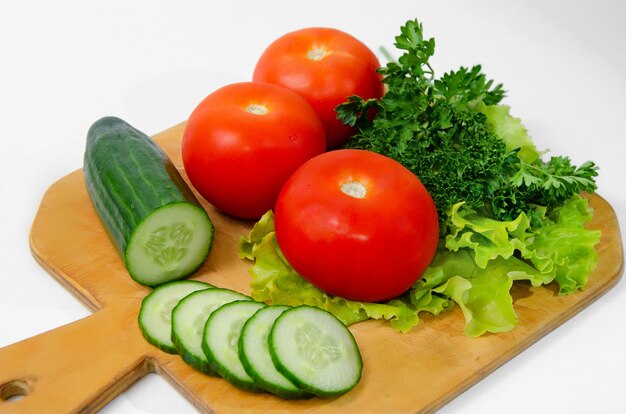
(83, 116, 213, 286)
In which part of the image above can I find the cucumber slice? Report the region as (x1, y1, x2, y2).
(138, 280, 213, 354)
(202, 300, 266, 392)
(269, 305, 363, 397)
(171, 288, 251, 375)
(239, 305, 310, 399)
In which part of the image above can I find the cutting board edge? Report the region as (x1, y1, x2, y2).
(28, 192, 103, 314)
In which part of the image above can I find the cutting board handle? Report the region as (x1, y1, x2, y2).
(0, 304, 150, 413)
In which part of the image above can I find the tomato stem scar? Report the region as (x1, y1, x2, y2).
(341, 181, 367, 199)
(245, 104, 269, 115)
(307, 47, 329, 61)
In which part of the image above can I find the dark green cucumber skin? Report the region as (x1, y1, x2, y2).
(83, 116, 213, 284)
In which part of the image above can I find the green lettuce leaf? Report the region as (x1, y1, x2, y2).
(423, 249, 537, 336)
(530, 195, 601, 294)
(238, 211, 446, 333)
(475, 102, 540, 164)
(445, 195, 600, 294)
(239, 197, 600, 336)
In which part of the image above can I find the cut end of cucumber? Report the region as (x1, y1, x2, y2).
(126, 202, 213, 286)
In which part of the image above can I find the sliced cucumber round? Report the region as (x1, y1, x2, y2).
(239, 305, 310, 399)
(138, 280, 213, 354)
(171, 288, 251, 375)
(202, 300, 266, 392)
(269, 305, 363, 398)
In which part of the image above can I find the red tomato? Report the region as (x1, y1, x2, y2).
(182, 82, 326, 219)
(253, 27, 383, 149)
(274, 149, 439, 302)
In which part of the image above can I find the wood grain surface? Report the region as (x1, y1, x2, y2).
(0, 123, 622, 414)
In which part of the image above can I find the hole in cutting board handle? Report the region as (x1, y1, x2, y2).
(0, 379, 30, 402)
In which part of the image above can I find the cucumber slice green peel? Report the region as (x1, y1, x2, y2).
(239, 305, 311, 399)
(171, 288, 252, 375)
(202, 300, 266, 392)
(138, 280, 213, 354)
(269, 305, 363, 398)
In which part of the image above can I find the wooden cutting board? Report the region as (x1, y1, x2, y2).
(0, 123, 623, 413)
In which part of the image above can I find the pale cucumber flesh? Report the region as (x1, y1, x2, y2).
(203, 300, 266, 391)
(171, 288, 251, 375)
(269, 305, 363, 397)
(126, 202, 212, 286)
(138, 280, 213, 354)
(239, 305, 310, 398)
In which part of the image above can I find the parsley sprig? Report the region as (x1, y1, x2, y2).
(337, 19, 598, 223)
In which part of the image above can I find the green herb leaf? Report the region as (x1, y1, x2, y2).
(338, 18, 598, 224)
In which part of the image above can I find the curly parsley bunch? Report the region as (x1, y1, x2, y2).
(337, 19, 598, 225)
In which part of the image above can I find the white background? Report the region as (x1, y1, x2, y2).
(2, 1, 625, 413)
